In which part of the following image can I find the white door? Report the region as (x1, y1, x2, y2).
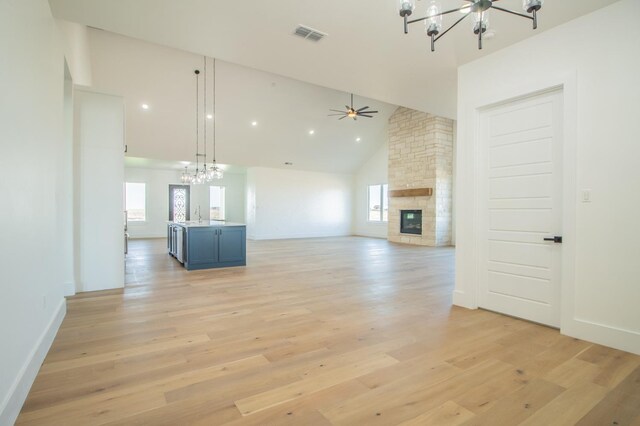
(478, 89, 563, 327)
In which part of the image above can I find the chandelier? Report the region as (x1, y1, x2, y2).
(398, 0, 543, 51)
(181, 57, 224, 184)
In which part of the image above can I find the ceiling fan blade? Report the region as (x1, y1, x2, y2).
(329, 109, 346, 113)
(357, 106, 370, 112)
(338, 115, 347, 120)
(359, 114, 373, 118)
(345, 106, 352, 110)
(359, 110, 378, 114)
(328, 114, 345, 116)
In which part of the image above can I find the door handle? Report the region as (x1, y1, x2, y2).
(543, 236, 563, 243)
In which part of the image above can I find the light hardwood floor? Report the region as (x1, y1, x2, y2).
(17, 237, 640, 425)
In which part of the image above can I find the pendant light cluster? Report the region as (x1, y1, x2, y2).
(398, 0, 544, 52)
(181, 56, 223, 184)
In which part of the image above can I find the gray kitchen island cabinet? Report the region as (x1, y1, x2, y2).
(168, 222, 246, 270)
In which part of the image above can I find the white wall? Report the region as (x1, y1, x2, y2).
(247, 167, 353, 240)
(0, 1, 69, 423)
(125, 167, 247, 238)
(56, 19, 92, 86)
(125, 167, 181, 238)
(189, 172, 246, 225)
(455, 0, 640, 355)
(75, 89, 125, 293)
(353, 141, 389, 239)
(246, 172, 257, 240)
(60, 64, 75, 297)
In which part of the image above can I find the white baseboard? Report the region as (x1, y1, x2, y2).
(252, 231, 352, 240)
(351, 234, 387, 240)
(0, 299, 66, 425)
(562, 317, 640, 356)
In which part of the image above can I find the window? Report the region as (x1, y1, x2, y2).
(125, 182, 146, 221)
(210, 186, 226, 220)
(368, 184, 389, 222)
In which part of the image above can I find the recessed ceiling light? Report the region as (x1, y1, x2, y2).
(141, 103, 149, 110)
(180, 161, 191, 165)
(251, 121, 258, 126)
(284, 162, 293, 166)
(309, 130, 315, 135)
(356, 137, 361, 142)
(207, 114, 213, 119)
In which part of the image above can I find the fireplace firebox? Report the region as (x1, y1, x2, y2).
(400, 210, 422, 235)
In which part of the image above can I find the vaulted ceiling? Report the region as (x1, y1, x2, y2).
(50, 0, 618, 120)
(51, 0, 618, 173)
(86, 29, 395, 174)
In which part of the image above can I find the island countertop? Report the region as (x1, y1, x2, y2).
(168, 220, 246, 228)
(168, 221, 246, 270)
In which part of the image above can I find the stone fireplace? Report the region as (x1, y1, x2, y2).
(387, 107, 454, 246)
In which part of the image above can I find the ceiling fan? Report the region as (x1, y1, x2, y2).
(329, 94, 378, 120)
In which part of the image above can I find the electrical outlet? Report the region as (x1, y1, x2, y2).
(582, 189, 592, 203)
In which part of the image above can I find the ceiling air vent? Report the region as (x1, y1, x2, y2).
(293, 25, 327, 42)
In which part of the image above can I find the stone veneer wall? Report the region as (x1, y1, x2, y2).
(388, 107, 454, 246)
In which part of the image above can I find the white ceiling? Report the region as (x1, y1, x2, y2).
(87, 29, 395, 174)
(50, 0, 618, 120)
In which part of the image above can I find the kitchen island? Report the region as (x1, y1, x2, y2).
(167, 221, 246, 270)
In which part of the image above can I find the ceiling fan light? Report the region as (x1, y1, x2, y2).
(398, 0, 415, 17)
(523, 0, 543, 13)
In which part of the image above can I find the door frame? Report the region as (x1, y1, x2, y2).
(454, 71, 578, 334)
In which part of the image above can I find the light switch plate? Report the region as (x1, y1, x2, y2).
(581, 189, 592, 203)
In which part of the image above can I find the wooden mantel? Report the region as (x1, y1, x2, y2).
(389, 188, 433, 197)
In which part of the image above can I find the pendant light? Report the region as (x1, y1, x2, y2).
(181, 69, 201, 184)
(194, 65, 211, 185)
(183, 58, 223, 184)
(192, 69, 202, 184)
(180, 166, 190, 184)
(196, 56, 208, 184)
(207, 58, 223, 180)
